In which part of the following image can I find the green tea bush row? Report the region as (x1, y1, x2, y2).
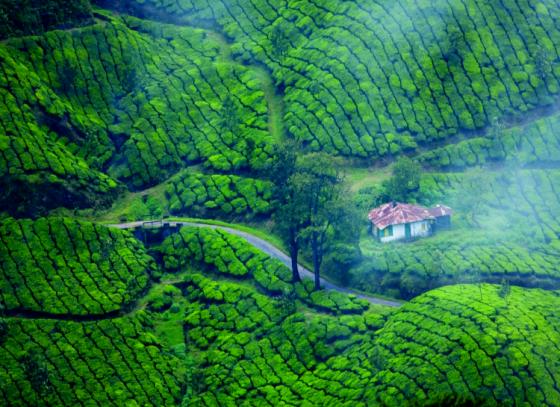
(107, 0, 560, 158)
(0, 314, 183, 406)
(0, 45, 119, 214)
(420, 169, 560, 243)
(160, 226, 292, 293)
(166, 172, 273, 217)
(159, 226, 368, 314)
(179, 272, 387, 406)
(0, 217, 151, 315)
(418, 112, 560, 169)
(1, 11, 273, 205)
(371, 284, 560, 406)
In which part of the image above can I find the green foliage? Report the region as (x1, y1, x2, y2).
(498, 278, 511, 299)
(0, 0, 93, 40)
(0, 314, 184, 406)
(158, 226, 367, 314)
(371, 285, 560, 406)
(418, 112, 560, 170)
(219, 94, 240, 134)
(166, 171, 273, 218)
(0, 11, 273, 214)
(356, 168, 560, 298)
(110, 0, 560, 158)
(0, 217, 152, 315)
(179, 272, 385, 406)
(383, 157, 422, 202)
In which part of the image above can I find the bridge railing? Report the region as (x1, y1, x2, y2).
(142, 220, 164, 229)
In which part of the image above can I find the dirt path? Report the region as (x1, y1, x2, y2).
(109, 220, 403, 307)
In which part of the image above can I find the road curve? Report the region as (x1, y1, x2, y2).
(108, 220, 403, 308)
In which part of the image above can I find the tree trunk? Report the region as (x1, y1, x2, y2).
(289, 229, 300, 283)
(312, 231, 321, 290)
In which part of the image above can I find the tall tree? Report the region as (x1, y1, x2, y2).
(268, 140, 303, 282)
(383, 156, 422, 202)
(487, 116, 506, 159)
(296, 153, 346, 290)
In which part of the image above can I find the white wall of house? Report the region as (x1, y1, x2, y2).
(377, 220, 432, 243)
(379, 224, 406, 243)
(410, 220, 431, 238)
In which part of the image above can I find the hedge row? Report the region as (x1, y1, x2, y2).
(0, 43, 119, 214)
(104, 0, 560, 157)
(1, 10, 273, 212)
(159, 226, 369, 314)
(178, 272, 387, 405)
(371, 284, 560, 406)
(0, 217, 151, 315)
(0, 314, 183, 406)
(420, 169, 560, 243)
(418, 112, 560, 169)
(166, 171, 273, 217)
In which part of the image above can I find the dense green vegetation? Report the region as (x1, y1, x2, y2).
(179, 273, 386, 406)
(2, 219, 560, 405)
(0, 0, 93, 39)
(418, 111, 560, 170)
(159, 226, 369, 314)
(371, 284, 560, 406)
(0, 10, 272, 214)
(351, 167, 560, 298)
(0, 315, 184, 406)
(102, 0, 560, 157)
(166, 171, 273, 218)
(0, 217, 151, 315)
(3, 0, 560, 405)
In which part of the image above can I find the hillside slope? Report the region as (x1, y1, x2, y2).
(2, 220, 560, 406)
(98, 0, 560, 157)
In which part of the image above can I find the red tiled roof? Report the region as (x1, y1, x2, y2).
(369, 203, 453, 229)
(428, 204, 453, 218)
(368, 202, 433, 230)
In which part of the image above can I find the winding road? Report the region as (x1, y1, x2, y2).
(108, 220, 403, 307)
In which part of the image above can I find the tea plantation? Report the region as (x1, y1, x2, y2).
(100, 0, 560, 157)
(352, 167, 560, 298)
(371, 284, 560, 406)
(0, 217, 151, 316)
(2, 217, 560, 405)
(0, 10, 272, 215)
(3, 0, 560, 405)
(166, 171, 273, 218)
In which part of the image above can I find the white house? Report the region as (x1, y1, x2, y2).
(368, 202, 452, 243)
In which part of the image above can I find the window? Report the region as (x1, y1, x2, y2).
(381, 225, 393, 237)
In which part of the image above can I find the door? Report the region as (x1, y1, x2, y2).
(405, 223, 411, 240)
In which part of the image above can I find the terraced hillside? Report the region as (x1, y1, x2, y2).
(351, 164, 560, 298)
(3, 1, 560, 405)
(2, 220, 560, 406)
(0, 217, 152, 316)
(100, 0, 560, 157)
(1, 316, 184, 406)
(0, 10, 273, 214)
(372, 284, 560, 406)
